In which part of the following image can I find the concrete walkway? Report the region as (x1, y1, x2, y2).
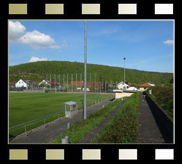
(137, 93, 166, 143)
(10, 98, 113, 144)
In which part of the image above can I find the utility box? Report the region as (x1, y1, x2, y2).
(64, 101, 78, 118)
(149, 89, 152, 95)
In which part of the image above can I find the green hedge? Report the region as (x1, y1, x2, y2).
(149, 86, 173, 117)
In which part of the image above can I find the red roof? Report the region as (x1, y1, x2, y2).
(71, 81, 104, 88)
(9, 81, 16, 86)
(129, 83, 138, 87)
(71, 81, 84, 87)
(140, 83, 151, 87)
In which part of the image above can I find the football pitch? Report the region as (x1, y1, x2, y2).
(9, 92, 112, 137)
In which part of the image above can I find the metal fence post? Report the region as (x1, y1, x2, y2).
(25, 124, 27, 137)
(67, 122, 71, 129)
(67, 74, 68, 92)
(44, 118, 46, 128)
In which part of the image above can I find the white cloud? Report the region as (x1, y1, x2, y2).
(18, 30, 60, 49)
(29, 56, 49, 62)
(9, 21, 60, 49)
(9, 21, 26, 41)
(163, 40, 173, 45)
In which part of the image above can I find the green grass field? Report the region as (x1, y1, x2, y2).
(9, 92, 113, 137)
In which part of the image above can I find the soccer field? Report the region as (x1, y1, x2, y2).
(9, 92, 112, 128)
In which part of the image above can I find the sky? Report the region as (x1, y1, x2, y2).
(8, 20, 174, 73)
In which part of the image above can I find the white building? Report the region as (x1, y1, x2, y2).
(117, 81, 129, 90)
(15, 79, 28, 88)
(148, 83, 155, 86)
(39, 80, 49, 86)
(127, 87, 139, 91)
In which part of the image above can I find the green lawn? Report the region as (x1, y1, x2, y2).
(9, 92, 113, 137)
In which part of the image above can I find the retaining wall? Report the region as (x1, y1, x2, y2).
(144, 91, 173, 143)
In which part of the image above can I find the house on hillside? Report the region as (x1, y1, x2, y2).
(45, 80, 60, 87)
(148, 82, 155, 86)
(139, 83, 151, 91)
(24, 79, 34, 89)
(127, 87, 139, 91)
(117, 81, 129, 90)
(129, 83, 138, 87)
(39, 80, 49, 86)
(15, 79, 28, 88)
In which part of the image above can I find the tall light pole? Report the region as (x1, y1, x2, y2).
(84, 21, 87, 120)
(123, 57, 126, 84)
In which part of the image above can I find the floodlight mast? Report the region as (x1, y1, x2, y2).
(84, 21, 87, 120)
(123, 57, 126, 84)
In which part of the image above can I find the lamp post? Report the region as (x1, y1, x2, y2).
(83, 21, 87, 120)
(123, 57, 126, 85)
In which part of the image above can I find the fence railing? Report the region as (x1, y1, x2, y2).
(9, 86, 116, 93)
(9, 95, 114, 140)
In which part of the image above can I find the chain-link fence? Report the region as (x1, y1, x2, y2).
(9, 95, 114, 141)
(9, 73, 120, 93)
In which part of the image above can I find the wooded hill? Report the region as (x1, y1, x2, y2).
(9, 61, 173, 85)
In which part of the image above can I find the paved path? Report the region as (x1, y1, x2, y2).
(10, 98, 113, 144)
(137, 93, 165, 143)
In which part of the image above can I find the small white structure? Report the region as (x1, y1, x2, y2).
(148, 83, 155, 86)
(64, 101, 78, 118)
(113, 89, 134, 99)
(77, 87, 82, 91)
(113, 89, 123, 93)
(117, 81, 129, 90)
(115, 92, 134, 99)
(127, 87, 139, 91)
(39, 80, 49, 86)
(82, 88, 90, 92)
(15, 79, 28, 88)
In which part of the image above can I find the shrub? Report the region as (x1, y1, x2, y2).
(149, 86, 173, 117)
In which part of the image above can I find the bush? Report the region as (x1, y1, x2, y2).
(149, 86, 173, 117)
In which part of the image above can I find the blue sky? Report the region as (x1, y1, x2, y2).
(9, 20, 174, 73)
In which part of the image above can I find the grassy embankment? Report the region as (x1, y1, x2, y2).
(51, 98, 123, 143)
(92, 92, 140, 143)
(9, 92, 112, 137)
(51, 93, 140, 144)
